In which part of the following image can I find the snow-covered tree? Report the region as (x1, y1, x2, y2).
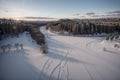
(20, 44, 23, 49)
(1, 45, 6, 52)
(40, 44, 48, 54)
(7, 44, 11, 51)
(15, 43, 19, 50)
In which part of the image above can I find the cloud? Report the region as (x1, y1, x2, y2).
(80, 12, 97, 18)
(107, 11, 120, 14)
(105, 11, 120, 17)
(24, 17, 56, 19)
(5, 10, 8, 12)
(73, 12, 96, 18)
(21, 16, 58, 21)
(0, 10, 8, 13)
(73, 13, 80, 16)
(91, 15, 100, 17)
(85, 12, 95, 16)
(79, 10, 120, 18)
(80, 16, 85, 18)
(0, 7, 8, 13)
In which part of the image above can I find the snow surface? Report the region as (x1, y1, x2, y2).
(0, 26, 120, 80)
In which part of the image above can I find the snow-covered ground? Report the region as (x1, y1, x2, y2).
(0, 26, 120, 80)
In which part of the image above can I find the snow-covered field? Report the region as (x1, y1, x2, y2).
(0, 26, 120, 80)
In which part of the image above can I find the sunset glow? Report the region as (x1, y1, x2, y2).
(0, 0, 120, 20)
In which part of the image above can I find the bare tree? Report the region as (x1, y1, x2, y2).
(15, 43, 19, 50)
(26, 32, 29, 35)
(40, 44, 48, 54)
(20, 43, 23, 49)
(32, 40, 35, 43)
(40, 47, 44, 54)
(7, 44, 11, 51)
(103, 47, 106, 51)
(1, 45, 6, 52)
(114, 44, 120, 48)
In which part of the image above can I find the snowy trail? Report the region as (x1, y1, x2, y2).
(59, 50, 71, 80)
(49, 50, 69, 80)
(39, 58, 50, 79)
(0, 26, 120, 80)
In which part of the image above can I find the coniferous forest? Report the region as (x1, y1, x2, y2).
(47, 18, 120, 35)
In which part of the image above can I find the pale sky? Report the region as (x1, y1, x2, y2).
(0, 0, 120, 20)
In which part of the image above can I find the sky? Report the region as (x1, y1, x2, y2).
(0, 0, 120, 20)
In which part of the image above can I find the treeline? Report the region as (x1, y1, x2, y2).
(46, 19, 120, 35)
(28, 26, 45, 45)
(106, 33, 120, 41)
(0, 19, 27, 40)
(28, 26, 48, 53)
(0, 19, 47, 53)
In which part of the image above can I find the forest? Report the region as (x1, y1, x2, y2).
(46, 18, 120, 35)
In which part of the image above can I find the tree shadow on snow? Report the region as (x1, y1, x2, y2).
(0, 49, 56, 80)
(105, 49, 120, 55)
(46, 37, 70, 50)
(46, 50, 93, 65)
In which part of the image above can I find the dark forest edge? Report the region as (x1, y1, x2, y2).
(0, 18, 48, 54)
(46, 18, 120, 37)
